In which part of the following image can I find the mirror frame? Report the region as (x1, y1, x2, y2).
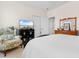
(59, 17, 77, 31)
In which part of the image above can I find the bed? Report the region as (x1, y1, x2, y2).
(22, 34, 79, 58)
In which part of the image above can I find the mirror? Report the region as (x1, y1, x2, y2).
(59, 17, 77, 31)
(19, 19, 33, 29)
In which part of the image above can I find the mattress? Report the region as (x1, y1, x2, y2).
(22, 34, 79, 58)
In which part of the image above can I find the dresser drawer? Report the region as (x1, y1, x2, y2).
(55, 30, 77, 35)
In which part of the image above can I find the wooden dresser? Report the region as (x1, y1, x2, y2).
(55, 17, 77, 35)
(55, 30, 78, 35)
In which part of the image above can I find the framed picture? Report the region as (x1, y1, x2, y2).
(63, 23, 70, 30)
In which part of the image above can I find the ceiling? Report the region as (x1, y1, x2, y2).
(21, 1, 68, 11)
(0, 1, 68, 11)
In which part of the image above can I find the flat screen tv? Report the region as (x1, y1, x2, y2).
(19, 19, 33, 28)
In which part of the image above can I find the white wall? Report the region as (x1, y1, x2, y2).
(47, 1, 79, 30)
(0, 2, 46, 28)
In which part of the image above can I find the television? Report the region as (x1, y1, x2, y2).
(19, 19, 33, 28)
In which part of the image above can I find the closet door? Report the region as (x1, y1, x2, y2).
(33, 16, 49, 37)
(33, 16, 41, 37)
(48, 17, 55, 34)
(40, 16, 49, 35)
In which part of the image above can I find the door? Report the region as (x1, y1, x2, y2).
(33, 16, 49, 37)
(40, 16, 49, 35)
(48, 17, 55, 34)
(32, 16, 41, 37)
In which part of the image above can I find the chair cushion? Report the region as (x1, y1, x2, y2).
(0, 34, 14, 40)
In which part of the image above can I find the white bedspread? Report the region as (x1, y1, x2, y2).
(22, 34, 79, 58)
